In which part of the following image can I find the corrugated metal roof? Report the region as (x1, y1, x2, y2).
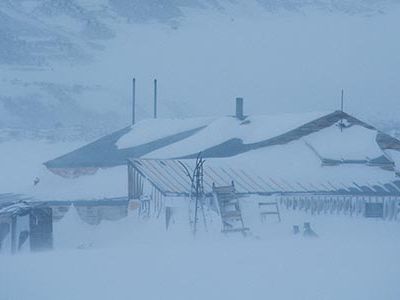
(130, 159, 400, 197)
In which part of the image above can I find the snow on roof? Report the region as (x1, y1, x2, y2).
(45, 111, 335, 169)
(25, 166, 127, 202)
(0, 201, 50, 218)
(116, 117, 212, 149)
(45, 122, 207, 169)
(37, 110, 400, 200)
(303, 124, 382, 161)
(145, 112, 326, 158)
(383, 149, 400, 171)
(141, 111, 395, 162)
(228, 137, 397, 187)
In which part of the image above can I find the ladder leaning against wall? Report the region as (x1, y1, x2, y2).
(212, 181, 249, 236)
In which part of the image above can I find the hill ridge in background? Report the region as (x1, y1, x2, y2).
(1, 0, 400, 140)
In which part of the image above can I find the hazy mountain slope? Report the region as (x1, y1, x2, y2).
(256, 0, 396, 13)
(1, 0, 400, 140)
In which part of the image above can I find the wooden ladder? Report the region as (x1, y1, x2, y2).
(212, 182, 249, 235)
(259, 201, 281, 222)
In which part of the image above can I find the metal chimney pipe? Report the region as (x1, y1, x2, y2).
(341, 89, 344, 113)
(132, 78, 136, 125)
(236, 97, 244, 120)
(153, 79, 158, 119)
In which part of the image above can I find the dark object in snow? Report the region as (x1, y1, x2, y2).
(18, 230, 29, 250)
(303, 222, 318, 238)
(0, 223, 10, 250)
(34, 177, 40, 186)
(165, 207, 172, 230)
(292, 225, 300, 235)
(0, 203, 53, 253)
(30, 207, 53, 252)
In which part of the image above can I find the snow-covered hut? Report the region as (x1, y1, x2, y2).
(41, 109, 400, 221)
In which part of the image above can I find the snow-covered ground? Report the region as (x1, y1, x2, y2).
(1, 205, 399, 300)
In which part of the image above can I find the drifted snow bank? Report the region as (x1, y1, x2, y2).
(54, 205, 98, 249)
(1, 199, 400, 300)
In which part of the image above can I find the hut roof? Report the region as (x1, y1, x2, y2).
(45, 111, 400, 175)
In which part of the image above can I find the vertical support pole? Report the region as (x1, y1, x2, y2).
(11, 216, 16, 254)
(153, 79, 158, 119)
(134, 170, 138, 199)
(132, 78, 136, 125)
(340, 89, 344, 132)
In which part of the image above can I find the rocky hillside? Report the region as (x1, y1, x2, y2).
(1, 0, 399, 140)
